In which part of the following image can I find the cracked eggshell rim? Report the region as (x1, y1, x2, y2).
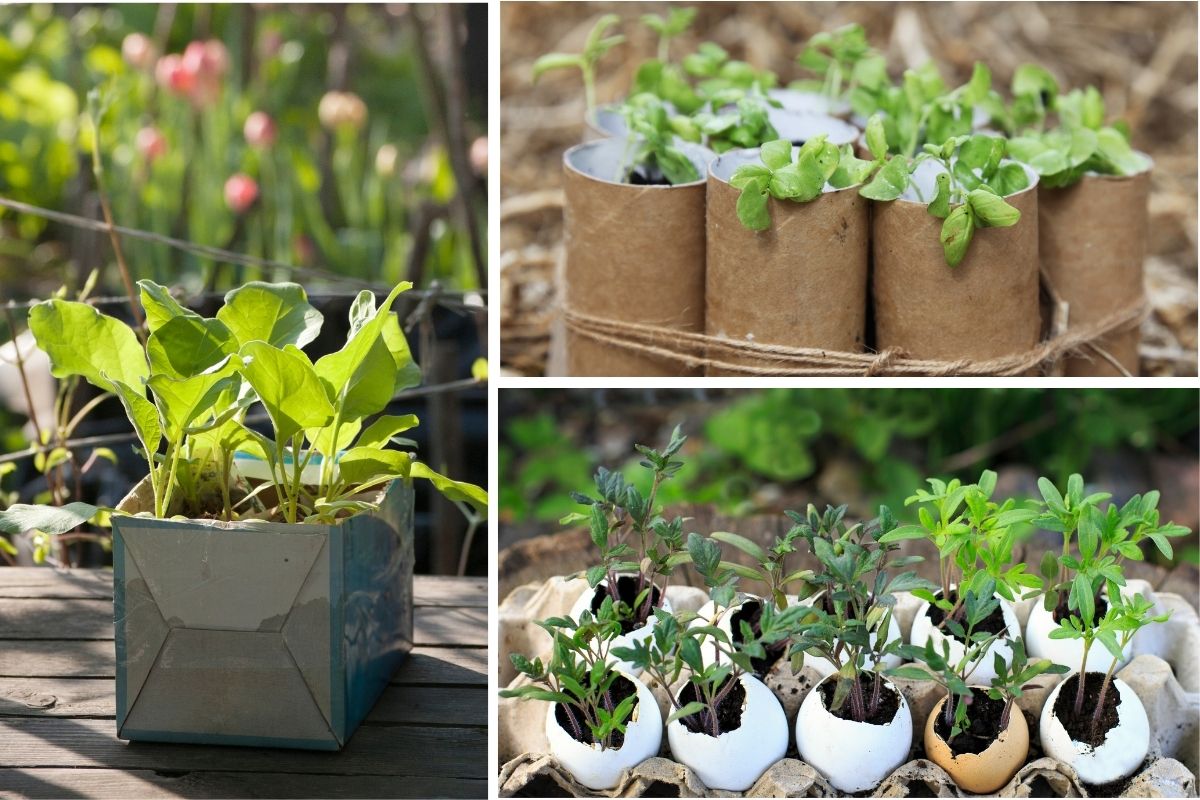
(692, 594, 799, 667)
(667, 673, 788, 792)
(924, 689, 1030, 794)
(801, 590, 904, 678)
(1039, 674, 1149, 785)
(544, 670, 663, 791)
(909, 592, 1021, 684)
(568, 579, 673, 676)
(795, 673, 913, 793)
(1024, 590, 1134, 673)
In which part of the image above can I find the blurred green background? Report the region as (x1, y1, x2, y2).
(0, 3, 486, 298)
(499, 388, 1200, 568)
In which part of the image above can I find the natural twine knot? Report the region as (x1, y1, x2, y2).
(865, 347, 905, 376)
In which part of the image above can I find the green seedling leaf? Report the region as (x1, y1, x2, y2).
(859, 155, 909, 201)
(306, 419, 361, 456)
(736, 175, 771, 230)
(356, 414, 420, 449)
(968, 190, 1020, 227)
(410, 461, 489, 517)
(336, 447, 411, 486)
(865, 113, 888, 161)
(217, 281, 323, 350)
(927, 173, 951, 219)
(146, 315, 238, 379)
(532, 53, 582, 81)
(148, 356, 241, 438)
(760, 139, 792, 171)
(138, 280, 201, 333)
(710, 531, 769, 564)
(240, 342, 335, 441)
(0, 502, 99, 535)
(28, 299, 148, 394)
(109, 378, 162, 459)
(940, 204, 975, 267)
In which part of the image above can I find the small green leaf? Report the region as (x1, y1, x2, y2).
(532, 53, 582, 82)
(240, 342, 335, 442)
(927, 173, 950, 219)
(940, 204, 976, 267)
(865, 113, 888, 161)
(968, 189, 1020, 228)
(217, 282, 323, 350)
(0, 502, 99, 536)
(760, 139, 792, 171)
(336, 447, 411, 486)
(859, 155, 909, 201)
(28, 300, 148, 394)
(736, 175, 771, 230)
(410, 461, 488, 517)
(356, 414, 420, 449)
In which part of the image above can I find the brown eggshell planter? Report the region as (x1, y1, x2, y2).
(925, 691, 1030, 794)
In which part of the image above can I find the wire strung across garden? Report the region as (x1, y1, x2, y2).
(0, 195, 488, 309)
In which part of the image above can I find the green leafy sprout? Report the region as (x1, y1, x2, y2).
(794, 23, 888, 104)
(532, 14, 625, 115)
(731, 136, 877, 230)
(500, 600, 639, 750)
(641, 7, 696, 63)
(0, 281, 486, 540)
(614, 94, 702, 185)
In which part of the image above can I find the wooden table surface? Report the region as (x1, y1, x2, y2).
(0, 568, 487, 799)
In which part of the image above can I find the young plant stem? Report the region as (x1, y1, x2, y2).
(1090, 640, 1127, 736)
(1000, 696, 1014, 731)
(583, 65, 596, 116)
(1073, 638, 1093, 718)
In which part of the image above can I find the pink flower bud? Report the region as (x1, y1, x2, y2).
(135, 127, 168, 163)
(224, 174, 259, 214)
(470, 136, 487, 176)
(203, 39, 229, 77)
(122, 33, 155, 71)
(178, 40, 227, 107)
(155, 54, 193, 95)
(243, 111, 277, 148)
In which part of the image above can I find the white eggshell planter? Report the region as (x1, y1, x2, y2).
(795, 674, 913, 793)
(667, 673, 788, 791)
(544, 670, 663, 791)
(1039, 673, 1150, 785)
(569, 579, 673, 676)
(692, 595, 797, 671)
(909, 590, 1021, 683)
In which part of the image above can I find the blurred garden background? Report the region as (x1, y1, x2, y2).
(499, 1, 1197, 376)
(0, 4, 488, 575)
(499, 388, 1199, 598)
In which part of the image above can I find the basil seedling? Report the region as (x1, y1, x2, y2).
(793, 23, 888, 108)
(730, 136, 876, 230)
(532, 14, 624, 115)
(615, 94, 701, 185)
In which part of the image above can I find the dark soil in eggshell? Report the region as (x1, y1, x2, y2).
(1052, 671, 1122, 748)
(730, 600, 788, 676)
(927, 589, 1008, 639)
(820, 673, 901, 725)
(555, 674, 639, 749)
(677, 676, 747, 736)
(1051, 593, 1109, 624)
(591, 576, 662, 635)
(933, 688, 1010, 756)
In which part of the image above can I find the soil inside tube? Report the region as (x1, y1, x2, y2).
(555, 674, 638, 749)
(628, 165, 673, 186)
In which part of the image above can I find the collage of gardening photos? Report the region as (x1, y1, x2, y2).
(0, 2, 1197, 800)
(494, 3, 1198, 800)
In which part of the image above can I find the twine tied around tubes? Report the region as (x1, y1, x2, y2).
(562, 301, 1148, 377)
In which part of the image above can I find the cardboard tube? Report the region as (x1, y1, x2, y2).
(562, 138, 712, 376)
(583, 105, 625, 141)
(705, 149, 869, 375)
(1038, 158, 1152, 376)
(872, 161, 1041, 365)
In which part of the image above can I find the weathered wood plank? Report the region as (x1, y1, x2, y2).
(0, 768, 487, 799)
(0, 717, 485, 778)
(0, 569, 113, 600)
(0, 679, 487, 727)
(0, 599, 486, 647)
(0, 642, 485, 684)
(0, 569, 486, 606)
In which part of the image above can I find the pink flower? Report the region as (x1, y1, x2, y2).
(177, 39, 228, 106)
(470, 136, 487, 176)
(243, 111, 277, 148)
(224, 174, 259, 214)
(135, 127, 168, 163)
(155, 54, 193, 95)
(122, 33, 155, 71)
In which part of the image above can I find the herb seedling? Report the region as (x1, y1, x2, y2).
(1050, 591, 1167, 739)
(793, 23, 888, 106)
(632, 9, 704, 115)
(731, 135, 877, 230)
(614, 94, 702, 185)
(701, 514, 816, 612)
(532, 14, 625, 116)
(1008, 79, 1147, 187)
(641, 7, 696, 64)
(1031, 474, 1188, 730)
(986, 637, 1069, 736)
(691, 86, 780, 154)
(501, 600, 639, 749)
(614, 542, 806, 736)
(562, 426, 689, 634)
(788, 505, 933, 722)
(859, 122, 1028, 266)
(681, 42, 777, 102)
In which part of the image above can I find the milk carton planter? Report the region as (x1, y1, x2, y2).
(1, 279, 487, 749)
(112, 476, 413, 749)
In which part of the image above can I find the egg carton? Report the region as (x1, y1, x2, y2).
(498, 578, 1199, 797)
